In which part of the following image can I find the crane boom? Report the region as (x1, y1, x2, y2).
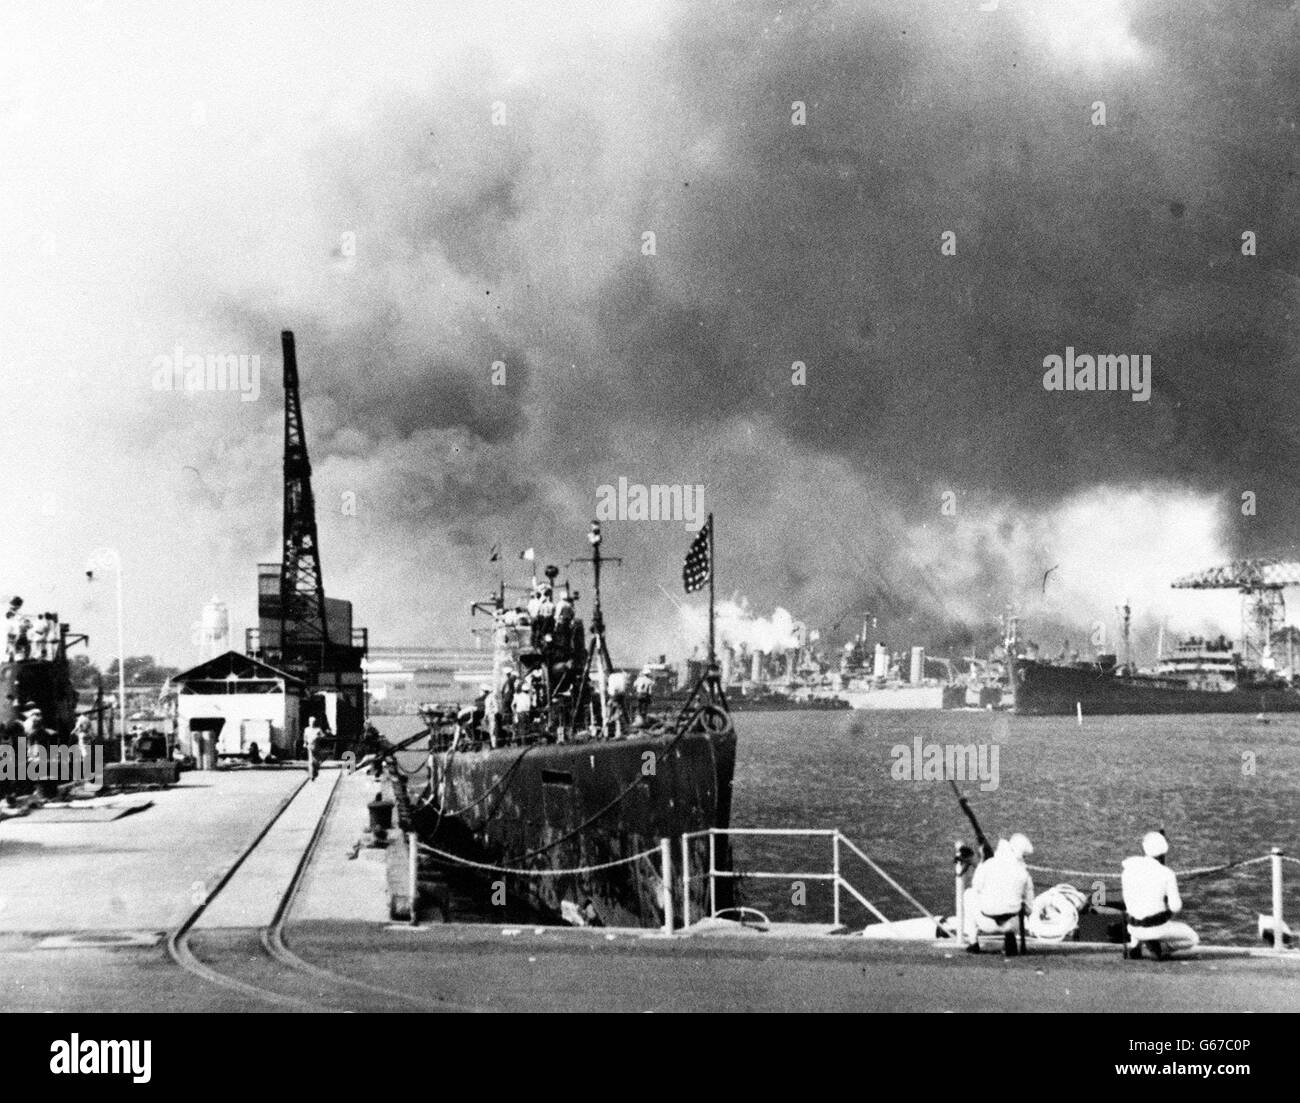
(1171, 559, 1300, 590)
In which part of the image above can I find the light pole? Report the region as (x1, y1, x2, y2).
(86, 547, 127, 762)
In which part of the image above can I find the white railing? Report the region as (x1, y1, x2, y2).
(678, 826, 938, 932)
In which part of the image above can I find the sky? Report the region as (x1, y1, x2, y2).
(1, 0, 1296, 669)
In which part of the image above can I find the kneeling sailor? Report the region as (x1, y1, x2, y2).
(964, 832, 1035, 956)
(1121, 831, 1199, 959)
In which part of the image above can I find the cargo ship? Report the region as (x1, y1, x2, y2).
(1009, 611, 1300, 716)
(1008, 559, 1300, 715)
(402, 523, 736, 929)
(1011, 642, 1300, 715)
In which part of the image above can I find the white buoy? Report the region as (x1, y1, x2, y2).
(1076, 701, 1083, 726)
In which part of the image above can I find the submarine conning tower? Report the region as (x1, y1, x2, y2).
(1, 602, 82, 739)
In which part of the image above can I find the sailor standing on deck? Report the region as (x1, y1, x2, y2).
(1121, 831, 1199, 958)
(304, 717, 326, 781)
(5, 598, 25, 660)
(633, 666, 655, 727)
(72, 713, 93, 773)
(963, 833, 1035, 955)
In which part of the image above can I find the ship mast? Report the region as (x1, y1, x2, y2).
(571, 521, 622, 736)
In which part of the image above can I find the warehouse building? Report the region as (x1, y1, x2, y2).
(169, 650, 304, 762)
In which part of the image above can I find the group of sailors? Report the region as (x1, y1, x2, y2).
(454, 660, 661, 747)
(446, 569, 665, 746)
(523, 574, 585, 662)
(0, 700, 95, 802)
(4, 598, 60, 663)
(962, 829, 1199, 959)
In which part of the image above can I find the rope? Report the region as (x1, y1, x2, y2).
(493, 708, 730, 866)
(417, 841, 661, 878)
(441, 743, 537, 819)
(1027, 854, 1275, 881)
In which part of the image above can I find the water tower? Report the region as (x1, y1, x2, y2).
(199, 595, 230, 659)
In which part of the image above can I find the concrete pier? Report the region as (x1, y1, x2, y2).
(0, 769, 303, 934)
(2, 765, 1298, 1013)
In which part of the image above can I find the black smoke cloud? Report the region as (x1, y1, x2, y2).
(118, 0, 1299, 661)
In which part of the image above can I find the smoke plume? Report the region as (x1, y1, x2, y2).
(3, 1, 1296, 667)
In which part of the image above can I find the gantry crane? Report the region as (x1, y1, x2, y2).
(1171, 558, 1300, 666)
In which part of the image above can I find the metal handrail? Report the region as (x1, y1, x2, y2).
(836, 832, 938, 923)
(679, 826, 932, 932)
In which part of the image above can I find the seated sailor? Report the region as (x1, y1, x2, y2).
(963, 833, 1035, 955)
(1121, 831, 1199, 958)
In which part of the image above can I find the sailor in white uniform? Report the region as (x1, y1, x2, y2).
(605, 670, 629, 735)
(963, 833, 1035, 955)
(633, 666, 655, 725)
(1121, 831, 1199, 958)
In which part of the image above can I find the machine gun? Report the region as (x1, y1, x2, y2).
(949, 779, 995, 860)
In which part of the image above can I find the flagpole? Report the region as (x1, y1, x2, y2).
(707, 512, 715, 667)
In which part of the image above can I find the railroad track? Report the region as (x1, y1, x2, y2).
(166, 769, 467, 1012)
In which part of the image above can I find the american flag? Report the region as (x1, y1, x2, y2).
(682, 518, 711, 593)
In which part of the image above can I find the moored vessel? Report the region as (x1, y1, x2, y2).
(1009, 597, 1300, 716)
(401, 522, 737, 928)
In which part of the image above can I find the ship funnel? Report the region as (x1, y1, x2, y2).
(873, 643, 889, 681)
(910, 646, 925, 685)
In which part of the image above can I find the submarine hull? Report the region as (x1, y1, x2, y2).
(413, 724, 736, 929)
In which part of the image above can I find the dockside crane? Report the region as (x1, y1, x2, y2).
(278, 330, 331, 676)
(248, 331, 368, 748)
(1170, 558, 1300, 667)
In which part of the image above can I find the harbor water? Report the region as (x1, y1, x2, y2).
(377, 710, 1300, 945)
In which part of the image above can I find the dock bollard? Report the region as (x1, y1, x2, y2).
(368, 793, 393, 846)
